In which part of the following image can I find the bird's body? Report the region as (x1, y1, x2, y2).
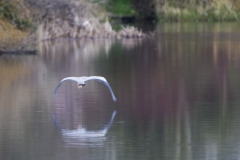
(52, 76, 117, 101)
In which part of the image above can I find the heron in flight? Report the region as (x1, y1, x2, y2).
(52, 76, 117, 101)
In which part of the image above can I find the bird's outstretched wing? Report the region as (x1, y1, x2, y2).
(52, 77, 79, 98)
(85, 76, 117, 101)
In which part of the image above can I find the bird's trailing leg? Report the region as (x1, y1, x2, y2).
(78, 84, 82, 88)
(77, 84, 85, 88)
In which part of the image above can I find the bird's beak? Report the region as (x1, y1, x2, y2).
(78, 84, 82, 88)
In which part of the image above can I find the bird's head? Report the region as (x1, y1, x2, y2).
(77, 83, 85, 88)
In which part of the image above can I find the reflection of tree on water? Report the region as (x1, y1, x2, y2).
(2, 23, 240, 158)
(37, 38, 143, 95)
(38, 38, 143, 67)
(96, 28, 240, 159)
(51, 110, 117, 146)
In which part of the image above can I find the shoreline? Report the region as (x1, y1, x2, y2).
(0, 0, 148, 52)
(1, 0, 239, 52)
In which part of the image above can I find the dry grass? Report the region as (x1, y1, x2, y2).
(0, 0, 35, 49)
(157, 0, 240, 21)
(0, 20, 28, 49)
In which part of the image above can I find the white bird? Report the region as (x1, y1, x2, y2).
(52, 76, 117, 101)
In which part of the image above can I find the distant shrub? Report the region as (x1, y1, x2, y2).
(156, 0, 240, 21)
(106, 0, 136, 16)
(0, 0, 35, 31)
(0, 1, 17, 20)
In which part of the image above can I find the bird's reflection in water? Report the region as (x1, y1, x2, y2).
(52, 111, 117, 146)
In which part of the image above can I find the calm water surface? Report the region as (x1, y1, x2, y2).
(1, 23, 240, 160)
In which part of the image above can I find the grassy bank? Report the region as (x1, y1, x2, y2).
(0, 0, 35, 31)
(0, 20, 28, 46)
(155, 0, 240, 21)
(106, 0, 136, 16)
(0, 0, 35, 50)
(103, 0, 240, 22)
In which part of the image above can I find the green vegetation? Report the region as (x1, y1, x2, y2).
(155, 0, 240, 21)
(0, 0, 35, 31)
(0, 0, 36, 49)
(106, 0, 136, 16)
(156, 0, 240, 21)
(0, 0, 240, 50)
(102, 0, 240, 21)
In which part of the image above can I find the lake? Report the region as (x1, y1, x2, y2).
(1, 22, 240, 160)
